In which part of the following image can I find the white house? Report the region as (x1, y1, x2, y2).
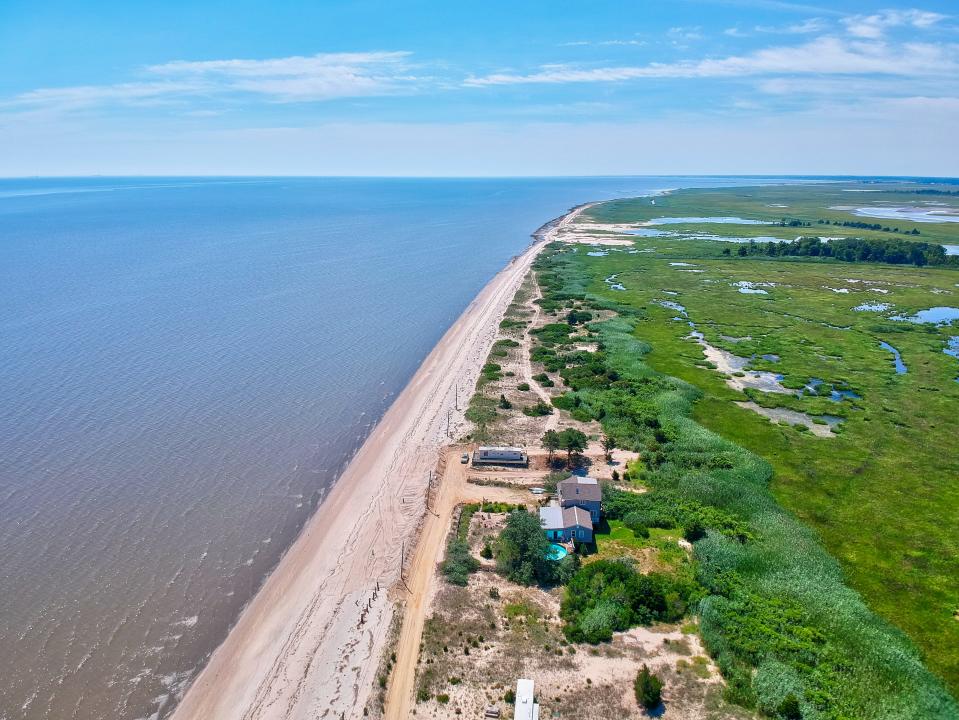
(514, 678, 539, 720)
(472, 446, 528, 467)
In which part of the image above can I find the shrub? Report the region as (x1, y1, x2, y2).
(561, 560, 685, 642)
(480, 541, 494, 559)
(634, 665, 664, 710)
(517, 382, 531, 391)
(523, 401, 553, 417)
(441, 539, 479, 586)
(498, 394, 512, 410)
(623, 512, 650, 539)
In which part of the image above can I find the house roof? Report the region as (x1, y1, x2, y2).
(539, 505, 564, 531)
(562, 505, 593, 530)
(558, 476, 601, 503)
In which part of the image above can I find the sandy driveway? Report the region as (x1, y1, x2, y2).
(383, 449, 532, 720)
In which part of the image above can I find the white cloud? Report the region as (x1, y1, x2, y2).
(843, 9, 947, 39)
(4, 51, 419, 112)
(146, 51, 416, 101)
(727, 18, 827, 36)
(4, 81, 208, 111)
(558, 38, 646, 47)
(668, 26, 704, 41)
(464, 36, 958, 86)
(755, 17, 829, 33)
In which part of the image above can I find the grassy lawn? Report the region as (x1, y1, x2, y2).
(574, 184, 959, 694)
(591, 520, 689, 573)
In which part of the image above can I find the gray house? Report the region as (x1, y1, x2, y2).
(557, 476, 601, 523)
(539, 504, 593, 543)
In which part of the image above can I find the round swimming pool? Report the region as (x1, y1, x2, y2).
(546, 543, 568, 561)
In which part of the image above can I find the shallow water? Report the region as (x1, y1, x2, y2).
(891, 306, 959, 325)
(946, 337, 959, 382)
(1, 175, 787, 720)
(851, 206, 959, 223)
(879, 341, 908, 374)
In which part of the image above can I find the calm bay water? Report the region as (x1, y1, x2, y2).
(0, 176, 772, 720)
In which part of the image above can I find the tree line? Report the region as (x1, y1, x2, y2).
(725, 235, 958, 268)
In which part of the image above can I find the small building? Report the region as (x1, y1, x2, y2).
(557, 476, 601, 523)
(514, 678, 539, 720)
(539, 503, 593, 543)
(472, 446, 528, 467)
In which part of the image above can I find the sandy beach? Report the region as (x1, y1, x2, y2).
(170, 204, 591, 720)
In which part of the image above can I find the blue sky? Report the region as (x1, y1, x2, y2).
(0, 0, 956, 176)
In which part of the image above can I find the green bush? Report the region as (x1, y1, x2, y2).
(561, 560, 686, 642)
(481, 362, 503, 382)
(517, 382, 531, 391)
(634, 664, 664, 710)
(441, 539, 479, 586)
(623, 512, 650, 539)
(523, 401, 553, 417)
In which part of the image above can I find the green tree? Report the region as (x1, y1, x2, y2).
(634, 664, 664, 710)
(601, 433, 616, 462)
(558, 428, 588, 468)
(496, 509, 553, 585)
(542, 429, 561, 464)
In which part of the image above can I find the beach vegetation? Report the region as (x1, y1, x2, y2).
(532, 372, 554, 387)
(635, 665, 664, 710)
(522, 400, 553, 417)
(441, 539, 479, 586)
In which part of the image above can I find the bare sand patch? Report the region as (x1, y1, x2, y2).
(735, 401, 836, 438)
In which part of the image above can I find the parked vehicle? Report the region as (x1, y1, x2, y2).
(460, 452, 469, 464)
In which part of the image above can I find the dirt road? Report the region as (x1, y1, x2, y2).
(383, 450, 531, 720)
